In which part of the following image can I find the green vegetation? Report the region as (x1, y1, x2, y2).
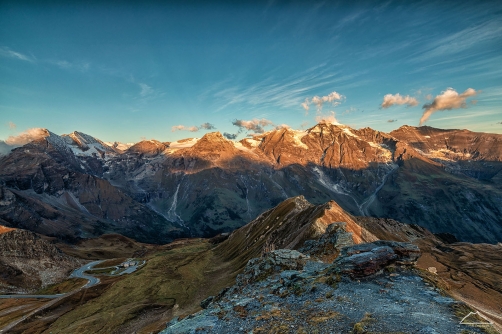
(35, 278, 87, 295)
(44, 239, 238, 334)
(352, 312, 375, 334)
(84, 267, 115, 275)
(93, 258, 127, 268)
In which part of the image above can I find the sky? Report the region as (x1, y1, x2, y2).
(1, 0, 501, 144)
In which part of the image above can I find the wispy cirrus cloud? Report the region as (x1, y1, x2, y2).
(50, 59, 91, 72)
(412, 20, 502, 62)
(381, 93, 418, 109)
(0, 47, 35, 62)
(207, 64, 363, 114)
(171, 122, 217, 133)
(139, 83, 153, 97)
(7, 122, 16, 129)
(420, 88, 478, 125)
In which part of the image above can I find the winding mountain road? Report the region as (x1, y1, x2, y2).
(0, 260, 103, 333)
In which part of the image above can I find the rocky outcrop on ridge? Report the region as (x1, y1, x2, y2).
(330, 241, 420, 278)
(161, 242, 487, 334)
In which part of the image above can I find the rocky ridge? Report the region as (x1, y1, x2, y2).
(161, 241, 485, 334)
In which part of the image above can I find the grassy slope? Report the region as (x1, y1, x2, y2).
(41, 239, 237, 334)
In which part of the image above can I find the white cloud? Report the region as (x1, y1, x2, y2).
(0, 47, 35, 62)
(188, 126, 199, 132)
(301, 98, 310, 113)
(420, 88, 478, 125)
(171, 125, 186, 132)
(381, 93, 418, 108)
(275, 124, 291, 130)
(315, 111, 340, 125)
(8, 122, 16, 129)
(303, 91, 345, 112)
(4, 128, 49, 146)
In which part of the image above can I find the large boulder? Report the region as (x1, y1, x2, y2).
(331, 241, 420, 278)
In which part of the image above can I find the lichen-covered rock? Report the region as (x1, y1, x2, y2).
(331, 241, 420, 278)
(236, 249, 310, 285)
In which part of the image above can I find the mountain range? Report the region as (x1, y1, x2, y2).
(1, 123, 501, 244)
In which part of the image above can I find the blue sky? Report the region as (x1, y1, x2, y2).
(1, 0, 501, 143)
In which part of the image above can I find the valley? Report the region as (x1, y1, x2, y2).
(0, 195, 500, 333)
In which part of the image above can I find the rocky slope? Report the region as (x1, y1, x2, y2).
(161, 243, 487, 334)
(2, 196, 501, 333)
(1, 123, 501, 243)
(0, 227, 82, 293)
(0, 130, 187, 243)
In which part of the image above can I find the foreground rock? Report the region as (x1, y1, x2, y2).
(161, 243, 489, 334)
(331, 240, 421, 278)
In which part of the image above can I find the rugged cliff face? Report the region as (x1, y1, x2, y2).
(0, 132, 187, 243)
(1, 123, 501, 243)
(0, 227, 82, 293)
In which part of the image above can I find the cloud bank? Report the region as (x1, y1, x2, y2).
(1, 128, 49, 155)
(381, 94, 418, 108)
(5, 128, 48, 145)
(420, 88, 478, 125)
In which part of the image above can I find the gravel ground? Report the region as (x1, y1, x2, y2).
(161, 260, 487, 334)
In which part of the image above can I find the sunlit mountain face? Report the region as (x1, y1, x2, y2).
(1, 122, 501, 244)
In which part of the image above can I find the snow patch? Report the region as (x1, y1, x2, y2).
(168, 138, 200, 151)
(342, 127, 359, 138)
(289, 130, 308, 149)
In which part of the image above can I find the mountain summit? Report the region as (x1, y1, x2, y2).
(1, 123, 501, 243)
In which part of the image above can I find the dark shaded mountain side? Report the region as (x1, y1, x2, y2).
(370, 157, 502, 243)
(0, 138, 187, 244)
